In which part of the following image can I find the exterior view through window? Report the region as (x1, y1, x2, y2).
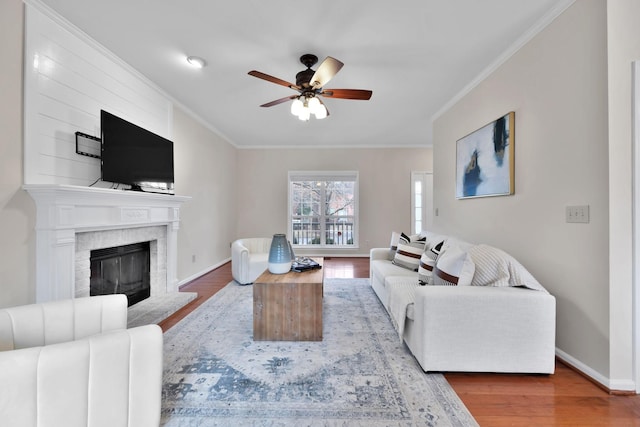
(289, 172, 358, 248)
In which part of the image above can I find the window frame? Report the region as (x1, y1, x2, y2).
(288, 171, 359, 249)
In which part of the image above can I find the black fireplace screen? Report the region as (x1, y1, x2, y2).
(90, 242, 151, 307)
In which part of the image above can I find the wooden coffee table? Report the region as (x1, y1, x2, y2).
(253, 258, 324, 341)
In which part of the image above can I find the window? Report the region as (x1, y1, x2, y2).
(411, 171, 433, 234)
(289, 171, 358, 248)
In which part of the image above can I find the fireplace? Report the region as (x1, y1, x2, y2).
(90, 242, 151, 306)
(75, 226, 166, 301)
(24, 184, 190, 303)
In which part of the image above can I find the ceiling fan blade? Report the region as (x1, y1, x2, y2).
(320, 89, 373, 100)
(260, 95, 297, 108)
(310, 57, 344, 88)
(248, 70, 301, 90)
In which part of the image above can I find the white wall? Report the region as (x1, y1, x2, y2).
(433, 0, 612, 384)
(0, 0, 35, 307)
(236, 147, 432, 256)
(173, 107, 238, 282)
(23, 3, 172, 187)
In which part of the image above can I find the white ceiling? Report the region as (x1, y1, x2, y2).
(38, 0, 572, 148)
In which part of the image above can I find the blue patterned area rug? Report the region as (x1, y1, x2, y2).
(161, 278, 478, 426)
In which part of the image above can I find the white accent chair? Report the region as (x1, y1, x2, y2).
(231, 237, 272, 285)
(0, 295, 163, 427)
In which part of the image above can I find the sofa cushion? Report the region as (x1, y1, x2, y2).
(392, 233, 426, 271)
(432, 244, 475, 286)
(371, 259, 418, 283)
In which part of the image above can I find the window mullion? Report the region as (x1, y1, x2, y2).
(320, 181, 326, 245)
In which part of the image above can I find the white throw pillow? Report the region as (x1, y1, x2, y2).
(432, 244, 475, 286)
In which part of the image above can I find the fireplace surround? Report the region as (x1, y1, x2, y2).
(24, 184, 190, 304)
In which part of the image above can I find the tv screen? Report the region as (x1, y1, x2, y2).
(100, 110, 174, 193)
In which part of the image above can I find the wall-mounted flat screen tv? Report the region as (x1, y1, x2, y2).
(100, 110, 174, 193)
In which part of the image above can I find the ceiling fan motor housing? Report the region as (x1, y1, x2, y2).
(296, 69, 316, 88)
(296, 54, 319, 88)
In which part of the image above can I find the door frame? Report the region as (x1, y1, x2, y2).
(632, 60, 640, 393)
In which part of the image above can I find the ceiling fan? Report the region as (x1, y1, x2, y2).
(248, 54, 373, 120)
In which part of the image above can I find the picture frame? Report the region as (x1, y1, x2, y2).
(456, 112, 515, 199)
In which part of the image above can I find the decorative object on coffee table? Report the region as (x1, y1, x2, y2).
(267, 233, 293, 274)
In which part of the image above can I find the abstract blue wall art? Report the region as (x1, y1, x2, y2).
(456, 112, 515, 199)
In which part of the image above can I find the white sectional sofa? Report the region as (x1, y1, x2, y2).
(370, 231, 556, 374)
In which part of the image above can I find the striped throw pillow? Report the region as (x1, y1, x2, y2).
(432, 244, 475, 286)
(418, 249, 437, 285)
(468, 244, 510, 287)
(392, 233, 426, 271)
(468, 244, 547, 292)
(430, 240, 444, 257)
(389, 231, 402, 251)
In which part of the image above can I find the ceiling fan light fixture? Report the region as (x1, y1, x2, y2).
(307, 96, 321, 114)
(186, 56, 206, 68)
(298, 106, 311, 121)
(314, 104, 328, 119)
(291, 98, 303, 116)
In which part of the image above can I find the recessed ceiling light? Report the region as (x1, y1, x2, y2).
(186, 56, 206, 68)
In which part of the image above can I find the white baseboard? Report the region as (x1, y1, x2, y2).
(556, 348, 636, 392)
(178, 257, 231, 288)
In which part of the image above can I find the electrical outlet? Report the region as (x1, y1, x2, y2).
(192, 254, 196, 263)
(566, 205, 589, 223)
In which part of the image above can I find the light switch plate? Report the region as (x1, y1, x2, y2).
(566, 205, 589, 223)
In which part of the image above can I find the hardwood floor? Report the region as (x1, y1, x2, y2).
(158, 257, 640, 426)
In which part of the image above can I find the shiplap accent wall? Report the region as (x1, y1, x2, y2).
(23, 3, 172, 187)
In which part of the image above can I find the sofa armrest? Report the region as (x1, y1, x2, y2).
(231, 240, 251, 284)
(412, 286, 556, 373)
(0, 324, 162, 427)
(370, 247, 393, 261)
(0, 294, 128, 351)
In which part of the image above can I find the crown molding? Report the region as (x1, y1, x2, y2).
(431, 0, 576, 123)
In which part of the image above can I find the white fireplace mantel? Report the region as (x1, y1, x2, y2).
(24, 184, 190, 303)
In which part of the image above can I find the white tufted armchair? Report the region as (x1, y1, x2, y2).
(231, 237, 272, 285)
(0, 294, 163, 427)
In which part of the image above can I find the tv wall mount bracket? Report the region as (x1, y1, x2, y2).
(75, 131, 101, 159)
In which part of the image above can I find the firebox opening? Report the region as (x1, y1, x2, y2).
(90, 241, 151, 307)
